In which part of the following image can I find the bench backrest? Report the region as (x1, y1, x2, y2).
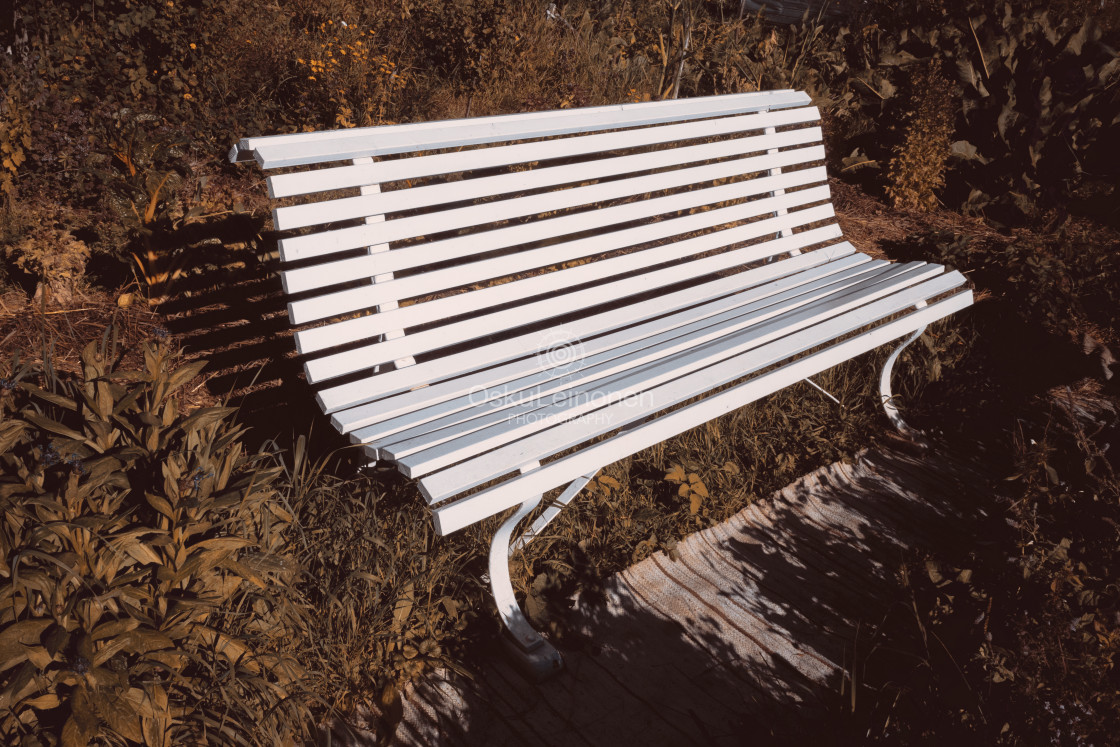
(231, 91, 839, 422)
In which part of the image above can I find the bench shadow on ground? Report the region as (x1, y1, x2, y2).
(150, 213, 346, 454)
(344, 447, 990, 747)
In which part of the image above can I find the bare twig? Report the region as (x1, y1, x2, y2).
(670, 4, 693, 100)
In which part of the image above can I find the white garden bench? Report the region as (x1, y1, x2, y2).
(230, 90, 973, 678)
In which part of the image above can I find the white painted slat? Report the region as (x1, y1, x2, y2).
(269, 163, 377, 200)
(273, 127, 823, 231)
(327, 251, 871, 427)
(398, 263, 947, 478)
(314, 243, 853, 407)
(347, 258, 890, 446)
(280, 168, 828, 296)
(276, 144, 826, 260)
(281, 253, 379, 295)
(419, 271, 966, 498)
(235, 91, 811, 167)
(267, 107, 821, 198)
(240, 90, 807, 155)
(369, 260, 909, 456)
(286, 169, 830, 295)
(298, 223, 842, 377)
(279, 164, 827, 267)
(764, 125, 794, 243)
(420, 272, 968, 499)
(288, 190, 833, 326)
(430, 290, 974, 535)
(346, 258, 886, 444)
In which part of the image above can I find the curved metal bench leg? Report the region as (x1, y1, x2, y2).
(879, 319, 928, 439)
(489, 495, 564, 680)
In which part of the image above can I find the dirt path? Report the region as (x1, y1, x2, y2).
(332, 444, 992, 745)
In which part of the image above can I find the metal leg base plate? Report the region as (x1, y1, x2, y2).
(500, 630, 564, 681)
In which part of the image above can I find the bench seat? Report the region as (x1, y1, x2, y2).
(231, 90, 973, 677)
(360, 251, 966, 534)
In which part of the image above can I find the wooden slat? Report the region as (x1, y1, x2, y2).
(299, 223, 843, 380)
(315, 243, 853, 410)
(349, 260, 891, 447)
(288, 188, 833, 326)
(273, 127, 822, 231)
(366, 260, 908, 456)
(350, 260, 897, 452)
(233, 91, 811, 168)
(285, 168, 830, 299)
(326, 251, 871, 427)
(276, 143, 825, 260)
(425, 285, 972, 527)
(398, 263, 949, 480)
(267, 107, 821, 198)
(280, 167, 828, 294)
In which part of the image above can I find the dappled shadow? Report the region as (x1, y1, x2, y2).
(151, 213, 340, 453)
(881, 237, 1095, 399)
(330, 445, 996, 746)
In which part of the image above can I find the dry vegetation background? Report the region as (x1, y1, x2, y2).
(1, 0, 1120, 744)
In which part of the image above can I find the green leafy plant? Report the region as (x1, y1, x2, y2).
(0, 84, 31, 206)
(1, 206, 91, 307)
(0, 331, 314, 745)
(885, 61, 956, 210)
(664, 463, 710, 516)
(833, 1, 1119, 223)
(901, 227, 1120, 340)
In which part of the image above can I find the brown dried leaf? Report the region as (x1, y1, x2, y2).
(192, 536, 252, 552)
(95, 687, 144, 742)
(598, 475, 621, 491)
(91, 618, 141, 643)
(62, 685, 100, 747)
(0, 420, 27, 453)
(145, 492, 175, 520)
(23, 692, 61, 710)
(163, 360, 207, 399)
(177, 407, 235, 437)
(141, 684, 171, 747)
(24, 412, 86, 441)
(0, 619, 51, 673)
(193, 627, 260, 674)
(391, 581, 415, 635)
(112, 532, 162, 565)
(24, 644, 53, 669)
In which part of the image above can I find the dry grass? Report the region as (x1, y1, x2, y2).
(3, 0, 1119, 740)
(829, 178, 1001, 259)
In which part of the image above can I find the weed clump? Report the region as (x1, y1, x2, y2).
(0, 334, 315, 745)
(276, 445, 480, 723)
(886, 62, 956, 211)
